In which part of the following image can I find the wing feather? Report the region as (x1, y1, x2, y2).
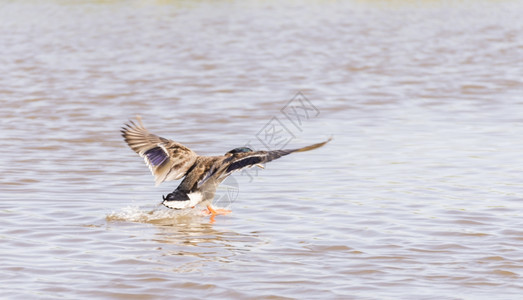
(121, 116, 198, 186)
(224, 137, 332, 175)
(226, 155, 265, 173)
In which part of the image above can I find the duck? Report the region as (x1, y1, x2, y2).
(121, 116, 331, 219)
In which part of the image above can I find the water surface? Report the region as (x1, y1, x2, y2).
(1, 1, 523, 299)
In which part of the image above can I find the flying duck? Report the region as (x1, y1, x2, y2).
(121, 116, 331, 219)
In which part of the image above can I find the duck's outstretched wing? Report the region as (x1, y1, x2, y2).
(224, 137, 332, 175)
(121, 116, 197, 186)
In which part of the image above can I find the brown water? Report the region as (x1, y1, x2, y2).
(1, 0, 523, 299)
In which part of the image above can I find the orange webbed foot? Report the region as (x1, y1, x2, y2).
(205, 205, 231, 222)
(206, 205, 231, 216)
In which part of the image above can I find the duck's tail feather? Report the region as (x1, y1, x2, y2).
(162, 190, 202, 210)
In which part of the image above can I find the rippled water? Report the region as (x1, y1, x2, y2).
(1, 0, 523, 299)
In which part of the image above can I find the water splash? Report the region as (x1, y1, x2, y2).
(106, 205, 207, 224)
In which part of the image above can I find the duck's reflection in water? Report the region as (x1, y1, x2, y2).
(106, 205, 264, 272)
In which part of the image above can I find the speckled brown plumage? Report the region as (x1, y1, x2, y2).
(121, 116, 331, 215)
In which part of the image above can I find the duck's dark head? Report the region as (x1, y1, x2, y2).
(225, 147, 254, 156)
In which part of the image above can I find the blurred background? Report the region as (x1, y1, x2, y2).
(1, 0, 522, 299)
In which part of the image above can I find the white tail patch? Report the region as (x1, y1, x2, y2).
(162, 200, 191, 209)
(162, 191, 203, 209)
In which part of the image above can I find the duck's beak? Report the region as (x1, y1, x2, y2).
(255, 164, 265, 169)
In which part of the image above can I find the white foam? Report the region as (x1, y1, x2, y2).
(106, 205, 205, 224)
